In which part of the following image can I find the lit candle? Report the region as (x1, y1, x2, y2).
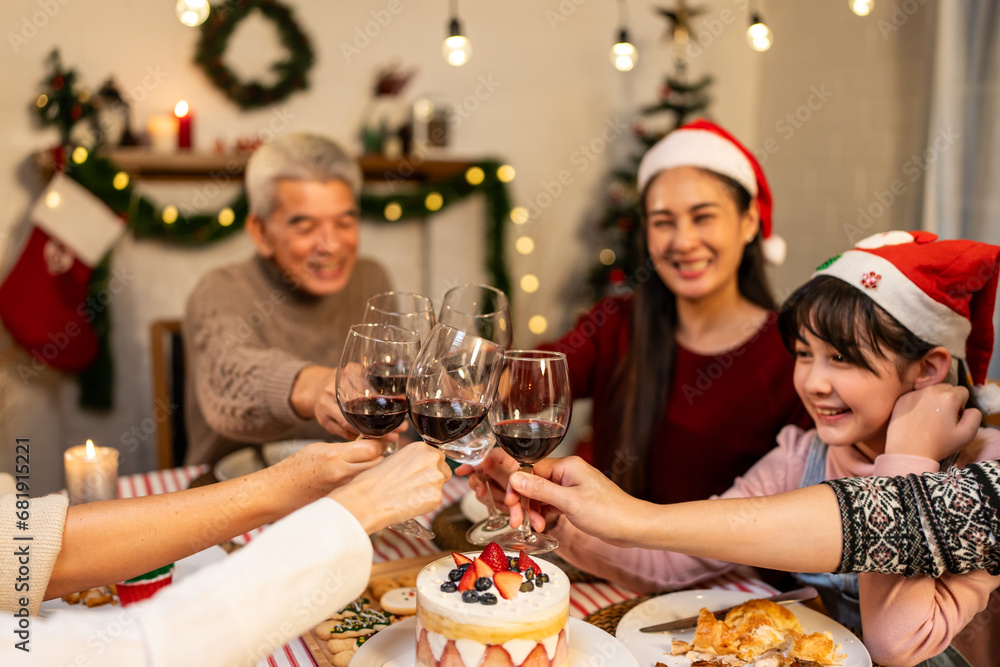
(174, 100, 193, 150)
(147, 114, 177, 154)
(64, 439, 119, 505)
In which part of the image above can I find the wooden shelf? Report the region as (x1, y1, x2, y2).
(101, 148, 475, 183)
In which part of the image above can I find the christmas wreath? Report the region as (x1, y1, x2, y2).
(194, 0, 314, 110)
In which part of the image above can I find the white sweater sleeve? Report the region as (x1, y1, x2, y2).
(0, 498, 372, 667)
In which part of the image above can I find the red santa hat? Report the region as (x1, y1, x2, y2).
(636, 118, 786, 265)
(815, 230, 1000, 413)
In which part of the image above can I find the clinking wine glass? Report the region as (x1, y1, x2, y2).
(363, 291, 436, 344)
(407, 323, 505, 539)
(490, 350, 571, 555)
(438, 284, 514, 543)
(336, 323, 431, 539)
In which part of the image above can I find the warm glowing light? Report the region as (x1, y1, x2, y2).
(71, 146, 88, 164)
(85, 439, 96, 458)
(176, 0, 210, 27)
(510, 207, 529, 225)
(45, 191, 61, 209)
(850, 0, 873, 15)
(515, 237, 535, 255)
(384, 202, 403, 221)
(520, 274, 540, 293)
(497, 165, 516, 183)
(162, 205, 179, 224)
(528, 315, 548, 335)
(443, 35, 472, 67)
(414, 99, 435, 121)
(611, 41, 638, 71)
(174, 100, 190, 117)
(425, 192, 444, 211)
(599, 248, 616, 266)
(36, 94, 48, 108)
(747, 20, 773, 51)
(112, 172, 130, 190)
(465, 167, 485, 185)
(218, 208, 235, 226)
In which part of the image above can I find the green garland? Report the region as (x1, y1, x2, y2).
(64, 150, 511, 408)
(194, 0, 314, 110)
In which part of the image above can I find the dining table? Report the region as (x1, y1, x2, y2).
(111, 464, 782, 667)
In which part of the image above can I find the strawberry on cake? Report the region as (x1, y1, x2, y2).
(415, 543, 570, 667)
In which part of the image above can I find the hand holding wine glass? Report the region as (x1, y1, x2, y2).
(490, 350, 571, 555)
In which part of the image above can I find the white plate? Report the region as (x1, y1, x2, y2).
(214, 440, 312, 481)
(459, 489, 489, 524)
(615, 589, 871, 667)
(350, 616, 640, 667)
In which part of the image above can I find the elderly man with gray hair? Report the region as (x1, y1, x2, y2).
(183, 133, 391, 464)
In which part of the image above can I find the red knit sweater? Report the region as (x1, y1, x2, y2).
(542, 296, 812, 504)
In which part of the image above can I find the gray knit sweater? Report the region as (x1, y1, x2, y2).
(183, 255, 391, 464)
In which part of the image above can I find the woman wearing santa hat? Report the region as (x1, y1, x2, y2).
(538, 119, 811, 504)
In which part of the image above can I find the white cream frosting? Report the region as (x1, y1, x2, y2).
(415, 552, 570, 629)
(454, 639, 487, 666)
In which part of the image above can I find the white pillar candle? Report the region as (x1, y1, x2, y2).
(147, 113, 177, 154)
(64, 439, 119, 505)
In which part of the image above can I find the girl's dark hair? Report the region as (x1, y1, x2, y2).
(608, 169, 774, 497)
(777, 275, 935, 375)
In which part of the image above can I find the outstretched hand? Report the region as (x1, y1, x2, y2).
(887, 383, 982, 462)
(504, 456, 652, 547)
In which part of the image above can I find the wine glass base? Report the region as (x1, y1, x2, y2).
(496, 530, 558, 555)
(389, 518, 435, 540)
(465, 517, 515, 546)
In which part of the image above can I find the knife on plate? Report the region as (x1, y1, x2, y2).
(638, 586, 819, 633)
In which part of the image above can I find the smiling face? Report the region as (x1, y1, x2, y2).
(246, 179, 359, 296)
(644, 167, 759, 305)
(792, 327, 916, 454)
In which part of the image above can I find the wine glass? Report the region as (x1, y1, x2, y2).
(406, 324, 505, 539)
(438, 284, 515, 543)
(336, 323, 431, 539)
(490, 350, 571, 555)
(364, 291, 436, 344)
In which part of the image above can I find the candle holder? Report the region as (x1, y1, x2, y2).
(64, 440, 119, 505)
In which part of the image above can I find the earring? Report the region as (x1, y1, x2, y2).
(745, 234, 754, 242)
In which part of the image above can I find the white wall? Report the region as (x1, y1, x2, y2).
(0, 0, 848, 492)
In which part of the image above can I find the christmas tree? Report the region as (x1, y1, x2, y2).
(584, 4, 712, 301)
(34, 50, 95, 145)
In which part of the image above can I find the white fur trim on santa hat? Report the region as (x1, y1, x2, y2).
(815, 250, 971, 359)
(974, 382, 1000, 415)
(637, 129, 757, 196)
(854, 231, 916, 249)
(762, 233, 786, 265)
(32, 173, 124, 268)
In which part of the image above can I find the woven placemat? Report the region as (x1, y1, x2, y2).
(431, 503, 603, 584)
(583, 594, 656, 634)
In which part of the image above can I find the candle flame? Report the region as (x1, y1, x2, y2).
(174, 100, 190, 118)
(85, 439, 96, 457)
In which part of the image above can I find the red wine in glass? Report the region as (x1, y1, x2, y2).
(341, 395, 408, 437)
(367, 361, 410, 396)
(492, 419, 566, 465)
(408, 398, 488, 443)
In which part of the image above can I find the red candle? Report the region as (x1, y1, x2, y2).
(174, 101, 193, 149)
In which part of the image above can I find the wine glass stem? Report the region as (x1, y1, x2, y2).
(517, 464, 534, 538)
(476, 469, 503, 518)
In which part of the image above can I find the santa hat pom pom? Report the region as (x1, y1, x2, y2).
(973, 382, 1000, 415)
(761, 233, 787, 265)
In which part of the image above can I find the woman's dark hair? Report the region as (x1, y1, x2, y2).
(777, 275, 935, 375)
(607, 169, 774, 497)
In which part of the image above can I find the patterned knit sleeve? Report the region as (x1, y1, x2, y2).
(823, 460, 1000, 577)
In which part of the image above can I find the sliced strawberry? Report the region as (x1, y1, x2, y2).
(517, 550, 541, 576)
(452, 551, 473, 567)
(481, 646, 515, 667)
(553, 629, 568, 665)
(520, 644, 551, 667)
(479, 542, 509, 573)
(439, 640, 464, 667)
(457, 564, 478, 592)
(474, 557, 495, 579)
(416, 629, 434, 665)
(493, 570, 523, 600)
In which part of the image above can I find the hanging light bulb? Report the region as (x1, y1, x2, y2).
(849, 0, 874, 16)
(611, 30, 638, 71)
(442, 0, 472, 68)
(746, 13, 773, 52)
(176, 0, 209, 27)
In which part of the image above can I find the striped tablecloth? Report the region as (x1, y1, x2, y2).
(121, 467, 778, 667)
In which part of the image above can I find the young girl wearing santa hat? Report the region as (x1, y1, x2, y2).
(496, 231, 1000, 666)
(540, 120, 811, 504)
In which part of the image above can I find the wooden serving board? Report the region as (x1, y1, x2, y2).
(302, 551, 446, 667)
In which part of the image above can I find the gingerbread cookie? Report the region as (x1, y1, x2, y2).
(379, 587, 417, 616)
(329, 595, 369, 620)
(325, 609, 393, 638)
